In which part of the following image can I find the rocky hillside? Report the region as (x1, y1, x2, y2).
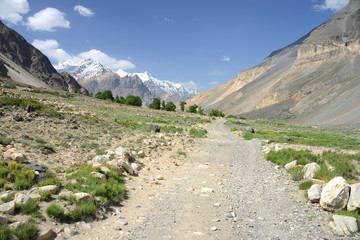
(0, 21, 86, 94)
(187, 0, 360, 127)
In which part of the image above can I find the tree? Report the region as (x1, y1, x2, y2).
(77, 89, 81, 94)
(101, 90, 114, 101)
(209, 109, 225, 117)
(198, 106, 204, 115)
(180, 102, 186, 112)
(89, 93, 93, 97)
(115, 95, 121, 103)
(161, 100, 166, 110)
(187, 104, 198, 113)
(149, 98, 161, 110)
(95, 92, 102, 99)
(125, 95, 142, 106)
(165, 102, 176, 111)
(120, 97, 125, 104)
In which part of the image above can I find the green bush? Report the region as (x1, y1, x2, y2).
(70, 201, 96, 221)
(227, 115, 237, 119)
(265, 149, 319, 166)
(189, 128, 208, 138)
(46, 203, 66, 221)
(209, 109, 225, 117)
(149, 98, 161, 110)
(0, 162, 35, 190)
(165, 102, 176, 112)
(0, 225, 12, 240)
(299, 180, 314, 190)
(20, 200, 39, 214)
(187, 104, 198, 113)
(13, 221, 38, 240)
(39, 190, 52, 201)
(287, 166, 304, 181)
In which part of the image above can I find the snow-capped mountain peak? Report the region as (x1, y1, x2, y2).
(55, 59, 111, 81)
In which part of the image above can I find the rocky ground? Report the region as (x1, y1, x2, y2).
(0, 85, 359, 239)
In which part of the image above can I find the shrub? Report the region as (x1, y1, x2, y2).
(39, 190, 52, 201)
(13, 221, 38, 240)
(70, 201, 96, 221)
(38, 170, 61, 188)
(265, 149, 319, 166)
(227, 115, 237, 119)
(125, 95, 142, 106)
(46, 203, 66, 221)
(209, 109, 224, 117)
(187, 104, 198, 113)
(0, 225, 12, 240)
(149, 98, 161, 110)
(287, 166, 304, 181)
(189, 128, 208, 138)
(20, 200, 39, 214)
(299, 180, 314, 190)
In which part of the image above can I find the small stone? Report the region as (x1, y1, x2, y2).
(211, 226, 218, 231)
(74, 192, 94, 202)
(90, 171, 107, 180)
(213, 203, 221, 207)
(113, 225, 122, 231)
(36, 228, 55, 240)
(38, 185, 58, 194)
(13, 116, 24, 121)
(156, 175, 164, 180)
(64, 228, 79, 237)
(284, 160, 297, 170)
(201, 188, 214, 193)
(117, 219, 128, 226)
(150, 125, 161, 132)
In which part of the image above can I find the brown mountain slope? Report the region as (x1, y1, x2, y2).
(188, 0, 360, 126)
(0, 21, 86, 93)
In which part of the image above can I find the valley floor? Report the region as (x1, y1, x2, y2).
(68, 119, 346, 240)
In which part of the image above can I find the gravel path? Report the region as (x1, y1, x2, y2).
(122, 119, 339, 240)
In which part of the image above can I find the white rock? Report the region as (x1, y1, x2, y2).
(100, 166, 111, 174)
(74, 193, 94, 202)
(58, 191, 73, 199)
(11, 153, 25, 162)
(117, 219, 128, 226)
(38, 185, 58, 194)
(107, 160, 122, 174)
(92, 155, 110, 164)
(284, 160, 297, 170)
(0, 201, 15, 215)
(347, 183, 360, 212)
(274, 144, 282, 151)
(90, 171, 107, 180)
(333, 215, 358, 236)
(131, 163, 141, 171)
(307, 184, 322, 203)
(320, 177, 350, 212)
(14, 193, 31, 205)
(201, 188, 214, 193)
(211, 226, 218, 231)
(137, 150, 145, 157)
(156, 175, 164, 180)
(303, 162, 320, 179)
(114, 147, 132, 160)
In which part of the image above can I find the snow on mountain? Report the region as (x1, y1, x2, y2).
(116, 69, 198, 100)
(54, 59, 111, 81)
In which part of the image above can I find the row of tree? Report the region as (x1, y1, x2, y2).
(89, 90, 142, 107)
(148, 98, 176, 112)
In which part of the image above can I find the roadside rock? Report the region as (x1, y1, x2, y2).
(333, 215, 358, 236)
(92, 155, 110, 164)
(36, 227, 56, 240)
(28, 193, 41, 201)
(131, 163, 141, 171)
(0, 201, 15, 214)
(347, 183, 360, 212)
(150, 125, 161, 132)
(0, 215, 9, 224)
(308, 184, 322, 203)
(38, 185, 58, 194)
(238, 127, 254, 133)
(91, 171, 107, 180)
(200, 188, 214, 193)
(116, 157, 134, 175)
(303, 162, 320, 179)
(114, 146, 132, 160)
(74, 192, 94, 202)
(14, 193, 31, 205)
(284, 160, 297, 170)
(320, 177, 350, 212)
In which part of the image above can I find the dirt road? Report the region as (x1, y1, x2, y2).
(120, 119, 333, 240)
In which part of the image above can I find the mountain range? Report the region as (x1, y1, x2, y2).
(55, 59, 197, 105)
(187, 0, 360, 127)
(0, 21, 86, 94)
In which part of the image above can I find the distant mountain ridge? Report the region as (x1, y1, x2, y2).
(187, 0, 360, 127)
(55, 59, 197, 104)
(0, 21, 86, 94)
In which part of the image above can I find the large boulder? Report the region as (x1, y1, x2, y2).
(284, 160, 297, 170)
(308, 184, 322, 203)
(14, 193, 31, 205)
(0, 201, 15, 215)
(38, 185, 58, 194)
(320, 177, 350, 212)
(347, 183, 360, 212)
(332, 215, 358, 236)
(303, 162, 320, 179)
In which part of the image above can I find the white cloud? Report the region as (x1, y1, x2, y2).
(181, 81, 199, 90)
(32, 39, 71, 62)
(26, 8, 70, 31)
(163, 17, 172, 22)
(32, 39, 135, 71)
(221, 56, 231, 62)
(209, 81, 218, 86)
(74, 5, 94, 17)
(0, 0, 29, 24)
(313, 0, 349, 12)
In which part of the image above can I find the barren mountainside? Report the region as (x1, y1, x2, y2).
(188, 0, 360, 126)
(0, 21, 86, 93)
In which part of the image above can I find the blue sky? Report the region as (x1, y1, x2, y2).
(0, 0, 349, 91)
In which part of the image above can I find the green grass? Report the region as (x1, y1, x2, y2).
(46, 203, 66, 221)
(287, 166, 304, 181)
(0, 96, 62, 118)
(13, 220, 38, 240)
(0, 162, 35, 190)
(299, 180, 314, 190)
(38, 170, 61, 188)
(189, 128, 208, 138)
(266, 148, 319, 166)
(20, 200, 39, 214)
(0, 225, 12, 240)
(333, 210, 360, 229)
(70, 200, 96, 221)
(39, 190, 52, 201)
(65, 164, 125, 204)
